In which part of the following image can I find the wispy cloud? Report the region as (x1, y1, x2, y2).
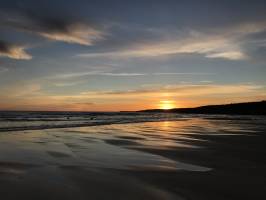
(98, 72, 146, 76)
(53, 81, 84, 87)
(78, 35, 246, 60)
(206, 51, 246, 60)
(153, 72, 214, 75)
(51, 71, 214, 80)
(1, 82, 40, 97)
(0, 40, 32, 60)
(80, 83, 264, 98)
(78, 21, 266, 60)
(51, 71, 146, 79)
(199, 80, 213, 83)
(37, 23, 104, 45)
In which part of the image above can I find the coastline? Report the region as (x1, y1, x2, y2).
(139, 100, 266, 115)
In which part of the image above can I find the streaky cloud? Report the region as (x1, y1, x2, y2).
(80, 83, 264, 98)
(51, 71, 146, 79)
(153, 72, 215, 75)
(37, 23, 104, 45)
(51, 71, 214, 80)
(206, 51, 246, 60)
(78, 21, 266, 60)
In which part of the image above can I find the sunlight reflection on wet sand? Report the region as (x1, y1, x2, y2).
(0, 116, 266, 200)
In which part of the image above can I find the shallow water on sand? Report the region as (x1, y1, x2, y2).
(0, 116, 266, 200)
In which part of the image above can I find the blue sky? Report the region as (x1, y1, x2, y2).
(0, 0, 266, 111)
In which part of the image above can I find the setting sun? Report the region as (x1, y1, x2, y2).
(159, 100, 176, 110)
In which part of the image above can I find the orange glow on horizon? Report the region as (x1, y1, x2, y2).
(158, 100, 177, 110)
(1, 95, 265, 111)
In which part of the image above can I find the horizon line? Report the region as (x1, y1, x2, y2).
(0, 100, 265, 113)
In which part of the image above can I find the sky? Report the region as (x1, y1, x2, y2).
(0, 0, 266, 111)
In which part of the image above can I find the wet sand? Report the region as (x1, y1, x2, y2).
(0, 117, 265, 200)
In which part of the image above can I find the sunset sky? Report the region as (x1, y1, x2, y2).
(0, 0, 266, 111)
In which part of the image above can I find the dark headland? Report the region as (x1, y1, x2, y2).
(139, 100, 266, 115)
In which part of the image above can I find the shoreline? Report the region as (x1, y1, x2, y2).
(0, 113, 264, 133)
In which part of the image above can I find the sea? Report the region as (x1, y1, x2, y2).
(0, 111, 265, 132)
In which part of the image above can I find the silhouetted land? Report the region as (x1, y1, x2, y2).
(139, 101, 266, 115)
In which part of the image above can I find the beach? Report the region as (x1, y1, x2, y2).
(0, 114, 266, 200)
(1, 0, 266, 199)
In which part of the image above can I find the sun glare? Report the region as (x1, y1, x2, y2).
(159, 100, 176, 110)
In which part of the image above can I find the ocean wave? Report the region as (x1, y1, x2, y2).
(0, 112, 185, 132)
